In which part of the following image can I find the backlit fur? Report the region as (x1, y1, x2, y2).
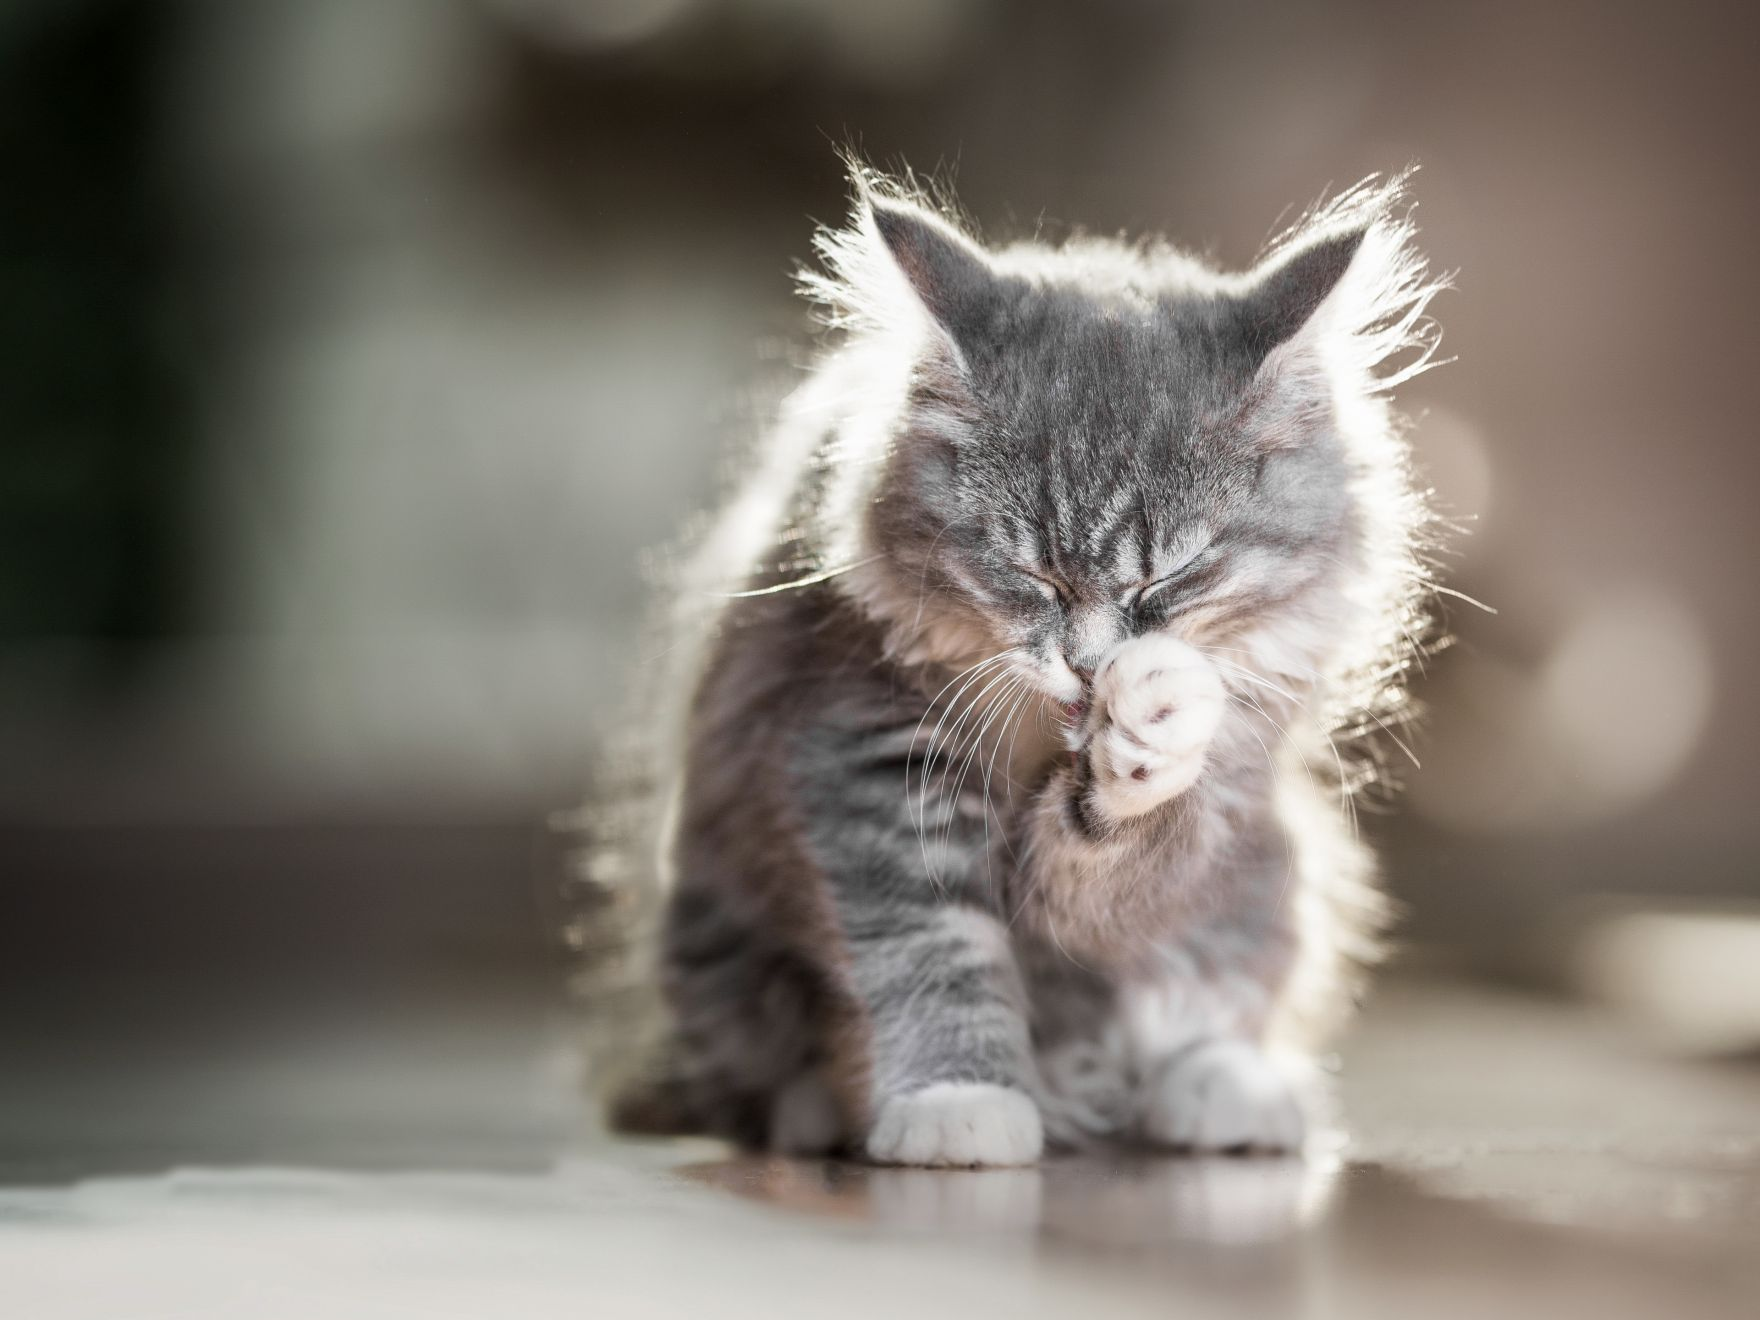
(590, 163, 1449, 1164)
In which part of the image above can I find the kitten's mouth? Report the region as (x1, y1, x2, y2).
(1061, 701, 1088, 760)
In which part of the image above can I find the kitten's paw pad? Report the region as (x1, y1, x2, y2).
(1140, 1040, 1307, 1154)
(866, 1082, 1044, 1167)
(1085, 635, 1225, 818)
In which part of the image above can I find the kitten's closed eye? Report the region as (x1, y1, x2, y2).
(1018, 552, 1206, 613)
(1132, 573, 1181, 607)
(1129, 546, 1213, 609)
(1020, 568, 1071, 606)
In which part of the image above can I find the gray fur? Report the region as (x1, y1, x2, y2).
(601, 165, 1447, 1162)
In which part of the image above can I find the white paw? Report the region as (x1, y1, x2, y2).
(1082, 634, 1225, 820)
(1139, 1040, 1307, 1153)
(866, 1082, 1044, 1167)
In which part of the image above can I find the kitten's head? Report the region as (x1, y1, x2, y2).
(807, 173, 1443, 709)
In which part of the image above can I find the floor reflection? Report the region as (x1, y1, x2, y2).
(684, 1149, 1757, 1319)
(685, 1152, 1336, 1248)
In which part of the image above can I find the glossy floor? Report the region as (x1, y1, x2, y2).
(4, 980, 1756, 1318)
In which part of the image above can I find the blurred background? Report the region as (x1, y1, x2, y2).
(4, 0, 1758, 1179)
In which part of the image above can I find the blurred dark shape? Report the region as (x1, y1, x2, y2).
(0, 1, 195, 662)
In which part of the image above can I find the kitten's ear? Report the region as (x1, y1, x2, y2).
(1231, 177, 1446, 421)
(1242, 225, 1368, 358)
(867, 198, 998, 346)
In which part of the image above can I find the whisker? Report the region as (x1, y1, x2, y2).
(935, 664, 1023, 864)
(907, 522, 961, 640)
(920, 654, 1023, 889)
(999, 680, 1040, 812)
(980, 677, 1033, 867)
(921, 656, 1016, 831)
(711, 557, 880, 598)
(1428, 583, 1498, 614)
(1196, 643, 1417, 778)
(974, 675, 1032, 901)
(907, 650, 1016, 894)
(1205, 654, 1355, 846)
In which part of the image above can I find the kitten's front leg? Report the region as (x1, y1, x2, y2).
(1136, 1036, 1308, 1154)
(1012, 633, 1233, 952)
(845, 905, 1044, 1167)
(1124, 939, 1311, 1154)
(1028, 634, 1311, 1153)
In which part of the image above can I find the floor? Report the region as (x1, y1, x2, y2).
(3, 979, 1756, 1319)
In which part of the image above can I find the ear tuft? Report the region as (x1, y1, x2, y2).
(1242, 172, 1449, 394)
(797, 168, 1009, 356)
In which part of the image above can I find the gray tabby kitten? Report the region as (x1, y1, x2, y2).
(607, 167, 1446, 1167)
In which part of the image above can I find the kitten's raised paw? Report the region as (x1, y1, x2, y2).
(866, 1082, 1044, 1167)
(1082, 634, 1225, 820)
(1139, 1039, 1307, 1154)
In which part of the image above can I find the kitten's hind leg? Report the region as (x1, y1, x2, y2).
(843, 905, 1044, 1167)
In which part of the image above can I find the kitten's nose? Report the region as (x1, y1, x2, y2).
(1063, 607, 1115, 689)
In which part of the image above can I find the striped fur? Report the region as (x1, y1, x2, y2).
(597, 165, 1447, 1165)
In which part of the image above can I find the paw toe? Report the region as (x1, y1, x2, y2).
(1140, 1041, 1308, 1155)
(866, 1083, 1044, 1168)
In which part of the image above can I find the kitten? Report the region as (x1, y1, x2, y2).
(596, 165, 1446, 1166)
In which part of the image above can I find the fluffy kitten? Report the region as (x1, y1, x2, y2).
(598, 166, 1446, 1166)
